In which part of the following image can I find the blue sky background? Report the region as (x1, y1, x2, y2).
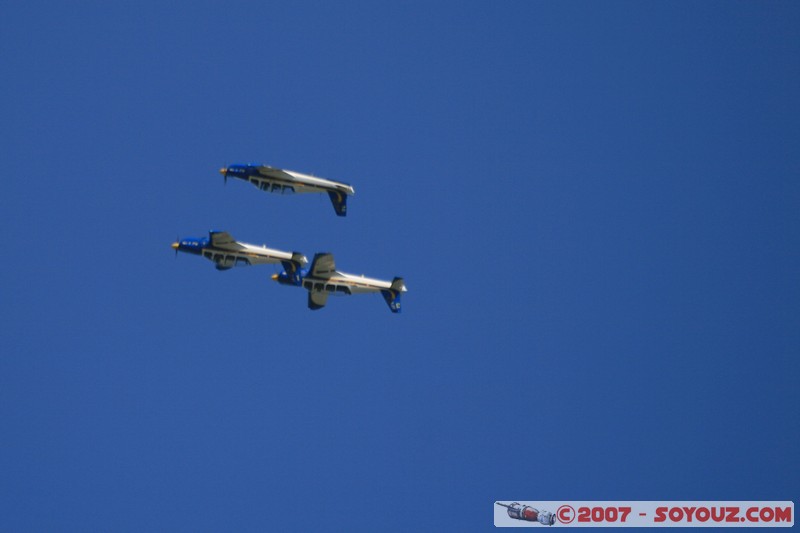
(2, 2, 798, 530)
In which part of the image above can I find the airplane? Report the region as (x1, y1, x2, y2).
(271, 252, 407, 313)
(171, 230, 307, 273)
(219, 163, 355, 216)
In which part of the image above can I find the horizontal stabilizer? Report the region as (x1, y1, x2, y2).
(380, 277, 405, 313)
(328, 190, 348, 217)
(390, 277, 406, 293)
(381, 290, 402, 313)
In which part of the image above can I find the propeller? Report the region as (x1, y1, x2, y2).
(172, 236, 180, 258)
(220, 166, 227, 185)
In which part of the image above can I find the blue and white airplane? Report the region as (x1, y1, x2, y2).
(219, 163, 355, 216)
(171, 230, 307, 272)
(272, 253, 407, 313)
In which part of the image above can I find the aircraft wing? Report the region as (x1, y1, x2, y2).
(309, 253, 336, 278)
(308, 290, 329, 310)
(257, 165, 296, 182)
(209, 231, 243, 250)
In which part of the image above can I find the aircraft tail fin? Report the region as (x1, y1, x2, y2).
(381, 277, 406, 313)
(328, 190, 348, 216)
(279, 252, 307, 285)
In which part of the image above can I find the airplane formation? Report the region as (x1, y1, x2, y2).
(173, 164, 406, 313)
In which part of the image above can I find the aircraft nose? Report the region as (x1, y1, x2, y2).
(171, 242, 179, 249)
(271, 273, 279, 281)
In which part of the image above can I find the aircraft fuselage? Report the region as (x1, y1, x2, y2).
(220, 164, 355, 216)
(172, 232, 305, 271)
(297, 271, 396, 296)
(272, 257, 406, 312)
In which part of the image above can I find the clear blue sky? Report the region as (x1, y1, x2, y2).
(2, 2, 798, 530)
